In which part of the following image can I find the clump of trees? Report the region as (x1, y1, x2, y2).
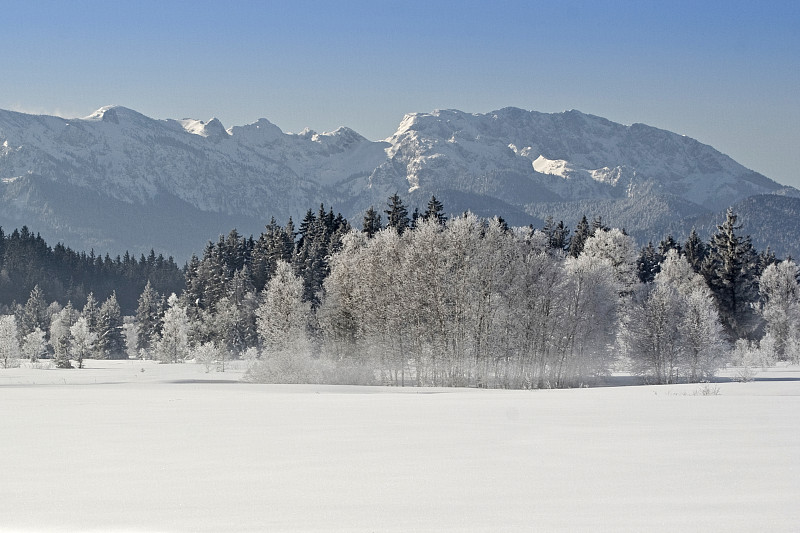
(1, 198, 796, 388)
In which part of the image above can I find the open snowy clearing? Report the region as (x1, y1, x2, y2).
(1, 361, 799, 532)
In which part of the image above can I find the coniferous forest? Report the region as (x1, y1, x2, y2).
(1, 195, 798, 387)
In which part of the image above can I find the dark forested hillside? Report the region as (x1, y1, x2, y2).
(0, 226, 184, 314)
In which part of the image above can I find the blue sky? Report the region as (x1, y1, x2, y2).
(2, 0, 799, 186)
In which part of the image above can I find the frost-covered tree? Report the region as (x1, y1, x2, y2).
(0, 315, 21, 368)
(624, 251, 727, 383)
(50, 303, 78, 368)
(318, 231, 368, 365)
(250, 261, 322, 383)
(18, 284, 49, 338)
(96, 292, 125, 359)
(22, 327, 48, 362)
(256, 260, 311, 355)
(758, 260, 800, 362)
(560, 254, 620, 385)
(195, 341, 223, 372)
(581, 228, 639, 295)
(620, 283, 684, 384)
(155, 294, 191, 363)
(679, 287, 727, 381)
(70, 316, 96, 369)
(656, 249, 708, 296)
(135, 281, 163, 355)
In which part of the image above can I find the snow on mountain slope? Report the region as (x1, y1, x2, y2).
(0, 105, 795, 259)
(373, 107, 788, 212)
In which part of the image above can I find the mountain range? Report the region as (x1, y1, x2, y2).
(0, 105, 797, 261)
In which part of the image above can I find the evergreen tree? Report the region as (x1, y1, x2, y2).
(297, 209, 317, 249)
(568, 215, 591, 258)
(702, 208, 760, 339)
(683, 229, 707, 274)
(637, 242, 662, 283)
(542, 217, 570, 252)
(658, 235, 680, 257)
(591, 216, 609, 234)
(384, 193, 410, 235)
(135, 281, 163, 354)
(96, 292, 125, 359)
(18, 284, 49, 338)
(422, 196, 446, 225)
(362, 206, 382, 238)
(82, 292, 100, 335)
(50, 302, 78, 368)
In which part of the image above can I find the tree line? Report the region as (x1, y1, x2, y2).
(1, 194, 798, 387)
(0, 225, 184, 315)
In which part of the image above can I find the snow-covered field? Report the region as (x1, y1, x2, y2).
(1, 360, 798, 532)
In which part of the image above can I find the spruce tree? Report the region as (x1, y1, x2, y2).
(135, 281, 163, 353)
(543, 217, 570, 252)
(568, 215, 591, 258)
(96, 292, 125, 359)
(701, 208, 760, 339)
(384, 193, 410, 235)
(683, 229, 707, 274)
(82, 292, 100, 335)
(658, 235, 680, 257)
(362, 207, 382, 238)
(422, 196, 446, 225)
(19, 284, 49, 338)
(637, 242, 662, 283)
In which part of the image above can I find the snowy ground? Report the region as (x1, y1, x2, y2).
(1, 360, 798, 532)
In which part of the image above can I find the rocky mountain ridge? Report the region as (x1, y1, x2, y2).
(0, 105, 796, 260)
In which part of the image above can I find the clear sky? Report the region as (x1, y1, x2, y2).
(2, 0, 798, 187)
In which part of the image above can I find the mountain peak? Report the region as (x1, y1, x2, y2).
(84, 105, 145, 124)
(178, 117, 229, 139)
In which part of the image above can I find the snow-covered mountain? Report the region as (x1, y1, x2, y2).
(0, 105, 795, 260)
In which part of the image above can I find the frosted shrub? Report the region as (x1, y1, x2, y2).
(730, 339, 759, 382)
(195, 342, 223, 373)
(756, 334, 777, 370)
(244, 350, 333, 384)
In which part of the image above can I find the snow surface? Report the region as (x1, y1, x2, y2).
(1, 360, 799, 532)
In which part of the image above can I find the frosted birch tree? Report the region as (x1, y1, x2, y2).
(581, 228, 639, 296)
(759, 260, 800, 362)
(560, 254, 620, 386)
